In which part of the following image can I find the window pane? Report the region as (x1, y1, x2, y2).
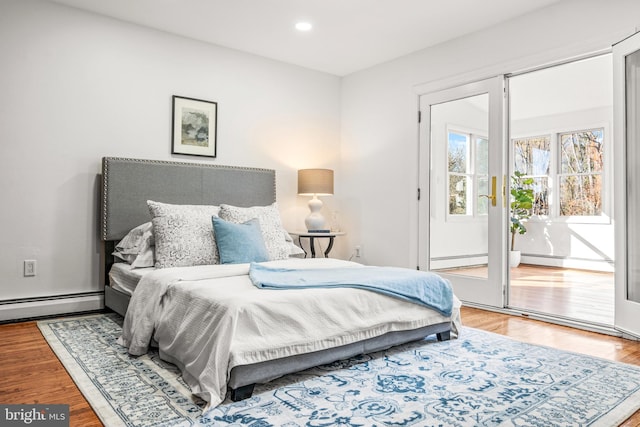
(477, 176, 488, 215)
(513, 136, 551, 175)
(560, 130, 604, 174)
(559, 174, 602, 215)
(530, 177, 549, 216)
(476, 137, 489, 174)
(448, 132, 468, 173)
(449, 174, 468, 215)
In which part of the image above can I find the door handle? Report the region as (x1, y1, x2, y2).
(479, 176, 497, 206)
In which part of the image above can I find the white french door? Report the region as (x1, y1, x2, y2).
(614, 32, 640, 338)
(418, 76, 507, 307)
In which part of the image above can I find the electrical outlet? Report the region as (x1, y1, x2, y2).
(355, 245, 362, 258)
(24, 260, 37, 277)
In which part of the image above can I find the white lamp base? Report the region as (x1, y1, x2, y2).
(305, 195, 326, 231)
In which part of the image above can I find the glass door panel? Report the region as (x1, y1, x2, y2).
(429, 94, 489, 279)
(418, 76, 506, 307)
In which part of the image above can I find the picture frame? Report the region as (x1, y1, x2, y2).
(171, 95, 217, 158)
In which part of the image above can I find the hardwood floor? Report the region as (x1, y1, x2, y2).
(0, 307, 638, 426)
(441, 263, 615, 325)
(509, 264, 614, 325)
(0, 321, 102, 427)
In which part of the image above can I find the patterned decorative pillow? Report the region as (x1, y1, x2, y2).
(148, 200, 221, 218)
(219, 203, 290, 261)
(147, 201, 220, 268)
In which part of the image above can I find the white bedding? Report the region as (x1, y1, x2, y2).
(108, 262, 155, 295)
(120, 258, 461, 408)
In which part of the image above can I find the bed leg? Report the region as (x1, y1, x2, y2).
(230, 384, 255, 401)
(436, 331, 451, 341)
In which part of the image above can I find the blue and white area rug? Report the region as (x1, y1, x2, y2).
(38, 314, 640, 426)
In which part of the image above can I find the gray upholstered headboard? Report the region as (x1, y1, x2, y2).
(100, 157, 276, 241)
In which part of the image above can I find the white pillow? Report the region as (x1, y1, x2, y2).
(287, 241, 306, 258)
(284, 231, 306, 258)
(219, 203, 290, 261)
(147, 200, 220, 268)
(130, 233, 155, 268)
(112, 222, 155, 268)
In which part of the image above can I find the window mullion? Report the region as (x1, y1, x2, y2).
(470, 134, 476, 217)
(551, 133, 558, 218)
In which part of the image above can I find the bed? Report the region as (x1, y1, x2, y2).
(99, 157, 461, 408)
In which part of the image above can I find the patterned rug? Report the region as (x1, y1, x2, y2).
(38, 314, 640, 427)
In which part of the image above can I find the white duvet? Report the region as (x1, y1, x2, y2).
(120, 258, 461, 408)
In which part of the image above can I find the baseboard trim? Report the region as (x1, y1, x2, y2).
(0, 292, 104, 323)
(430, 254, 487, 270)
(430, 254, 613, 272)
(521, 254, 614, 272)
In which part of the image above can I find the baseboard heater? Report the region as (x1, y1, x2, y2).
(0, 292, 104, 323)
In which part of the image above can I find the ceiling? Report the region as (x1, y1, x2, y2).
(46, 0, 561, 76)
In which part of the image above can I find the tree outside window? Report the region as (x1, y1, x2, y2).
(448, 130, 488, 216)
(512, 128, 604, 219)
(513, 136, 550, 216)
(559, 129, 603, 216)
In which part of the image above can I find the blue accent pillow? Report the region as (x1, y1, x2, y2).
(212, 216, 270, 264)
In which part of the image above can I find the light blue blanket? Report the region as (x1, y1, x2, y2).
(249, 263, 453, 316)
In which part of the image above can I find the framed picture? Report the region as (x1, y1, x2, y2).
(172, 95, 217, 158)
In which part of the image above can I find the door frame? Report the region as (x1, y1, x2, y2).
(418, 75, 507, 308)
(613, 32, 640, 339)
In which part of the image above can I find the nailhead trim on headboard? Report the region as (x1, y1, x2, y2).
(100, 157, 277, 241)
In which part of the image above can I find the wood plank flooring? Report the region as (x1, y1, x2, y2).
(509, 264, 614, 325)
(0, 307, 638, 426)
(441, 264, 615, 325)
(0, 321, 102, 427)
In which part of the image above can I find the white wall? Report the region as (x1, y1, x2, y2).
(341, 0, 640, 268)
(3, 0, 638, 319)
(0, 0, 341, 317)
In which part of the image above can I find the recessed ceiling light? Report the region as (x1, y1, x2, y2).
(295, 22, 312, 32)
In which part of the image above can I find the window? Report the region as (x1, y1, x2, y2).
(513, 136, 550, 216)
(512, 127, 604, 219)
(558, 129, 603, 216)
(448, 130, 488, 216)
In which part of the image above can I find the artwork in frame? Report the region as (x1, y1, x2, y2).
(172, 95, 217, 158)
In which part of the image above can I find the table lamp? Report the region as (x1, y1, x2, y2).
(298, 169, 334, 231)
